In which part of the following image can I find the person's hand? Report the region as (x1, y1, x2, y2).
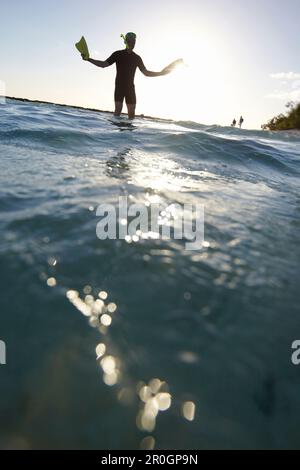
(162, 59, 184, 75)
(169, 59, 184, 68)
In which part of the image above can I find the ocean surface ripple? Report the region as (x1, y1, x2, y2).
(1, 98, 300, 449)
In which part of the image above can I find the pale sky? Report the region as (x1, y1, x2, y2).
(1, 0, 299, 128)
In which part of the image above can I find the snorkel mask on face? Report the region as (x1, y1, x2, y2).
(120, 32, 136, 49)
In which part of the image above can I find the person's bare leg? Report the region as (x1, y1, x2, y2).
(114, 102, 123, 116)
(127, 104, 136, 120)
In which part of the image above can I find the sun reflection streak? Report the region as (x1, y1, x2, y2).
(136, 380, 172, 433)
(182, 401, 196, 422)
(129, 152, 188, 192)
(65, 286, 197, 448)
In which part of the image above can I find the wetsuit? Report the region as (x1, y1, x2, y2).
(106, 50, 146, 105)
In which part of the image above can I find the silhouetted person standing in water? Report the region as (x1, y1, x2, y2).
(82, 32, 183, 119)
(231, 119, 237, 127)
(239, 116, 244, 128)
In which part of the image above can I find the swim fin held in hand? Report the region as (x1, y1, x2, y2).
(75, 36, 90, 60)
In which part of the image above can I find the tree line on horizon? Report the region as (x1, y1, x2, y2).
(262, 101, 300, 130)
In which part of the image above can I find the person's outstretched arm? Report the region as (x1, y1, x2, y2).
(88, 58, 110, 68)
(82, 55, 110, 68)
(142, 70, 165, 77)
(141, 59, 183, 77)
(83, 51, 119, 69)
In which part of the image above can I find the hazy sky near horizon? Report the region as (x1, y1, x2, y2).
(1, 0, 299, 128)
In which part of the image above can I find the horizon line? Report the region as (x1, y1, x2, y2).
(1, 95, 175, 124)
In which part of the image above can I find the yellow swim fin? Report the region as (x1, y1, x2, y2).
(75, 36, 90, 60)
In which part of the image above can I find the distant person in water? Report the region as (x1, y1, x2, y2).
(82, 32, 183, 119)
(239, 116, 244, 128)
(231, 119, 237, 127)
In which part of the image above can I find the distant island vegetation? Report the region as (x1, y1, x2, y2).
(262, 101, 300, 130)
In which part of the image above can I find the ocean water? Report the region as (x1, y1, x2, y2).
(0, 98, 300, 450)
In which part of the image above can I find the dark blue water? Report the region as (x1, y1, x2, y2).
(0, 98, 300, 449)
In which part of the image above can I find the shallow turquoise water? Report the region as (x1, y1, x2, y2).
(0, 98, 300, 449)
